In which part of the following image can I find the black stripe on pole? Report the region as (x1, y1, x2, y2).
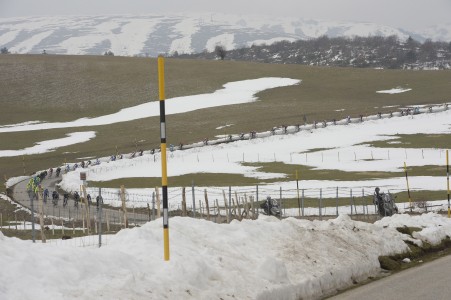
(162, 185, 168, 228)
(447, 150, 450, 218)
(160, 101, 166, 122)
(160, 102, 166, 143)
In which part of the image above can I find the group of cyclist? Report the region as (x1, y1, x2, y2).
(64, 159, 101, 173)
(26, 141, 219, 211)
(47, 190, 102, 210)
(27, 170, 102, 210)
(26, 176, 42, 198)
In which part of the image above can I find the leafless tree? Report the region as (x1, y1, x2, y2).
(215, 45, 226, 60)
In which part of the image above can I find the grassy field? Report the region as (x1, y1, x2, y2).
(1, 54, 451, 189)
(366, 134, 451, 149)
(88, 162, 448, 189)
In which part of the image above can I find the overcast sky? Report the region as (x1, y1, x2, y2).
(0, 0, 449, 31)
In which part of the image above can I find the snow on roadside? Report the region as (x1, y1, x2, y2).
(375, 212, 451, 245)
(0, 214, 420, 300)
(5, 176, 30, 188)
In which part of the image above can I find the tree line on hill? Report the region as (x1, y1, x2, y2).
(177, 36, 451, 70)
(2, 35, 450, 70)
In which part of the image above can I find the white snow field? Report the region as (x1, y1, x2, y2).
(0, 77, 300, 133)
(1, 195, 451, 300)
(55, 107, 451, 211)
(0, 132, 96, 158)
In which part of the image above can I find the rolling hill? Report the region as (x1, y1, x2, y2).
(0, 13, 426, 56)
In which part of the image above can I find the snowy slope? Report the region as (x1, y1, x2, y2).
(420, 22, 451, 42)
(0, 13, 415, 56)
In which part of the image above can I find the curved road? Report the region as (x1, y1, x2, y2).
(11, 175, 150, 226)
(329, 254, 451, 300)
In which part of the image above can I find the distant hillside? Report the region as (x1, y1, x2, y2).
(0, 13, 426, 56)
(180, 35, 451, 70)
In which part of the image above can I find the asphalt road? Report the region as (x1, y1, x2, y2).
(11, 175, 150, 225)
(329, 254, 451, 300)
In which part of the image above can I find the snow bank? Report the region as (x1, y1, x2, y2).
(0, 214, 414, 300)
(375, 213, 451, 245)
(5, 176, 30, 188)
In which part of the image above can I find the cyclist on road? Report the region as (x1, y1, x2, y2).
(43, 188, 49, 203)
(63, 193, 69, 207)
(52, 191, 59, 206)
(73, 191, 80, 208)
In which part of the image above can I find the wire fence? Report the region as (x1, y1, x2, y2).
(21, 103, 450, 175)
(3, 176, 449, 249)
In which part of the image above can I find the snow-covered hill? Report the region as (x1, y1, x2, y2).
(0, 13, 422, 56)
(420, 22, 451, 42)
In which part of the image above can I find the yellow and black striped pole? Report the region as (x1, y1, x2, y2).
(404, 162, 412, 212)
(158, 56, 170, 261)
(446, 150, 450, 218)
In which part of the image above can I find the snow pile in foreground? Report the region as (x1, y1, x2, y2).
(2, 213, 450, 300)
(375, 212, 451, 245)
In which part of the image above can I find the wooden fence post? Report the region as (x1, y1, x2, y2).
(182, 187, 187, 217)
(204, 189, 210, 221)
(235, 192, 242, 220)
(81, 185, 90, 234)
(232, 197, 237, 219)
(223, 190, 230, 223)
(82, 210, 85, 234)
(120, 185, 128, 228)
(250, 196, 255, 219)
(106, 211, 110, 232)
(37, 187, 46, 243)
(147, 203, 151, 221)
(215, 199, 220, 222)
(244, 193, 250, 219)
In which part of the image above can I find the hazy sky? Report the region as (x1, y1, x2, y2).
(0, 0, 449, 31)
